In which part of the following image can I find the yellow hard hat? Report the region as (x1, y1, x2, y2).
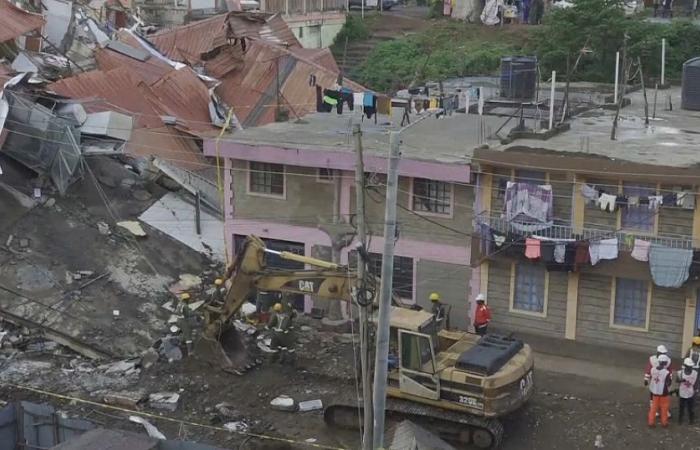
(214, 278, 224, 286)
(429, 292, 440, 302)
(273, 303, 283, 312)
(180, 293, 191, 301)
(693, 336, 700, 346)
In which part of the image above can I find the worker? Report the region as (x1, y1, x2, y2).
(645, 345, 673, 419)
(211, 278, 226, 303)
(677, 357, 698, 424)
(178, 293, 194, 355)
(648, 354, 672, 428)
(267, 303, 295, 363)
(685, 336, 700, 370)
(430, 292, 446, 322)
(473, 294, 491, 336)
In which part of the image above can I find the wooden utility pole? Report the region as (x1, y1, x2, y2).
(353, 123, 373, 450)
(372, 131, 400, 449)
(611, 34, 629, 140)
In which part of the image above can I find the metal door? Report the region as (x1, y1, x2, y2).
(398, 329, 440, 400)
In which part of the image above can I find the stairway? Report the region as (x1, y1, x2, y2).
(332, 34, 395, 79)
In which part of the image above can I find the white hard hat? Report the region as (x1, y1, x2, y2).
(684, 357, 695, 367)
(476, 293, 486, 302)
(658, 354, 671, 365)
(657, 345, 668, 354)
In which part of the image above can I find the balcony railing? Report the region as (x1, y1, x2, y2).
(476, 214, 696, 251)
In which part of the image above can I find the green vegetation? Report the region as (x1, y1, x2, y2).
(530, 0, 700, 82)
(332, 14, 373, 46)
(356, 22, 527, 92)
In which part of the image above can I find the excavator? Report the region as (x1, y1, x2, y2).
(197, 235, 534, 449)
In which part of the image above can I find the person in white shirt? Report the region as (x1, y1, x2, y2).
(648, 354, 672, 428)
(677, 357, 698, 424)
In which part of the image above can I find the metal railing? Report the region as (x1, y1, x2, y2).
(261, 0, 346, 14)
(476, 214, 696, 250)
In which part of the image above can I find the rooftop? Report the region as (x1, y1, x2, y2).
(0, 0, 45, 43)
(220, 84, 700, 171)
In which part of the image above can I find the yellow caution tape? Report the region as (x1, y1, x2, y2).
(3, 382, 346, 450)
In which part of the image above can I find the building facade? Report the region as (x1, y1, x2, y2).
(471, 147, 700, 357)
(204, 115, 476, 328)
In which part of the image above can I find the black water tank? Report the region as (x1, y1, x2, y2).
(682, 57, 700, 110)
(500, 56, 537, 100)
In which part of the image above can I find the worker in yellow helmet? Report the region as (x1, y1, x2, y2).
(685, 336, 700, 371)
(430, 292, 446, 325)
(179, 292, 191, 302)
(211, 277, 226, 304)
(267, 302, 295, 363)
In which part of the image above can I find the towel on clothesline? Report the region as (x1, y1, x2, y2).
(649, 244, 692, 288)
(677, 192, 696, 210)
(598, 193, 617, 212)
(581, 184, 599, 203)
(589, 238, 619, 265)
(631, 239, 651, 262)
(648, 195, 663, 210)
(525, 238, 541, 260)
(554, 243, 566, 263)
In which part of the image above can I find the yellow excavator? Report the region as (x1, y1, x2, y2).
(197, 235, 534, 448)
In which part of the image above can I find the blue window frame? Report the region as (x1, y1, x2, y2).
(513, 264, 546, 313)
(613, 278, 648, 328)
(621, 184, 655, 232)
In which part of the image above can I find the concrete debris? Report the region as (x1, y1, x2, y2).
(148, 392, 180, 412)
(140, 348, 159, 369)
(595, 435, 604, 448)
(132, 189, 152, 201)
(97, 221, 110, 235)
(270, 395, 296, 412)
(305, 438, 318, 443)
(129, 415, 166, 439)
(112, 310, 120, 319)
(158, 337, 183, 362)
(167, 315, 182, 324)
(188, 300, 205, 312)
(19, 238, 30, 248)
(298, 399, 323, 412)
(5, 235, 13, 247)
(102, 359, 138, 375)
(169, 325, 179, 334)
(44, 198, 56, 207)
(116, 221, 147, 237)
(215, 402, 242, 420)
(233, 320, 257, 335)
(240, 302, 256, 317)
(223, 421, 248, 433)
(168, 274, 202, 295)
(26, 340, 59, 352)
(68, 359, 94, 373)
(300, 326, 312, 332)
(103, 390, 147, 408)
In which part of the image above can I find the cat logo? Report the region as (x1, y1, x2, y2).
(298, 280, 315, 293)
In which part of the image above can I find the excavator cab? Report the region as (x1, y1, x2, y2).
(398, 329, 440, 400)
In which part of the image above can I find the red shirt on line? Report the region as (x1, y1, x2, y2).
(475, 304, 491, 327)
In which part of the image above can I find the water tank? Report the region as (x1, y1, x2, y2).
(682, 57, 700, 111)
(500, 56, 538, 100)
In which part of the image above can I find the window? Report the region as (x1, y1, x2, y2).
(511, 263, 547, 315)
(400, 332, 434, 372)
(248, 162, 284, 197)
(621, 183, 656, 232)
(317, 168, 334, 182)
(411, 178, 452, 215)
(368, 253, 414, 300)
(612, 278, 649, 329)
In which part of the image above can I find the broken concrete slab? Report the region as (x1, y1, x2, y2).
(97, 222, 110, 235)
(148, 392, 180, 412)
(270, 395, 296, 412)
(129, 415, 166, 440)
(103, 390, 147, 408)
(140, 348, 159, 369)
(298, 399, 323, 412)
(168, 274, 202, 295)
(223, 421, 248, 433)
(116, 221, 147, 237)
(103, 359, 138, 375)
(215, 402, 243, 420)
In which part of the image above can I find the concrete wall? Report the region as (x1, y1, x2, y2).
(231, 160, 336, 226)
(356, 176, 473, 247)
(285, 12, 345, 48)
(576, 273, 685, 355)
(486, 259, 567, 339)
(415, 259, 471, 329)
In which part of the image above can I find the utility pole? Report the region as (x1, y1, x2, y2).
(353, 123, 373, 450)
(372, 131, 400, 449)
(611, 33, 629, 140)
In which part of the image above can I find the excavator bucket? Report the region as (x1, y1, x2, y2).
(193, 325, 251, 373)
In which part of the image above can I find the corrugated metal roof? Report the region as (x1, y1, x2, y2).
(148, 68, 214, 133)
(94, 46, 172, 85)
(204, 46, 244, 78)
(148, 11, 299, 64)
(0, 0, 45, 43)
(290, 47, 339, 73)
(126, 127, 208, 172)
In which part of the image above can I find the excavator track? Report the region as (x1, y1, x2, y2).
(324, 398, 504, 449)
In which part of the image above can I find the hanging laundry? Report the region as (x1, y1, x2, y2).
(615, 195, 628, 209)
(340, 87, 354, 111)
(662, 192, 676, 206)
(316, 86, 331, 112)
(554, 243, 566, 263)
(639, 196, 649, 206)
(649, 244, 692, 288)
(377, 96, 391, 116)
(525, 238, 541, 260)
(631, 238, 651, 262)
(504, 182, 553, 230)
(541, 241, 556, 263)
(624, 234, 634, 249)
(581, 184, 599, 203)
(589, 238, 619, 266)
(628, 195, 640, 207)
(564, 243, 577, 266)
(464, 91, 470, 115)
(479, 223, 493, 256)
(323, 89, 342, 114)
(598, 193, 617, 212)
(363, 92, 377, 119)
(429, 98, 438, 109)
(574, 241, 590, 266)
(677, 191, 696, 210)
(493, 231, 507, 248)
(648, 195, 663, 210)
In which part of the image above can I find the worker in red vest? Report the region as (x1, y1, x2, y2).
(473, 294, 491, 336)
(648, 354, 672, 428)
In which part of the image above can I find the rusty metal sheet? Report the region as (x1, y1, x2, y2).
(0, 0, 45, 43)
